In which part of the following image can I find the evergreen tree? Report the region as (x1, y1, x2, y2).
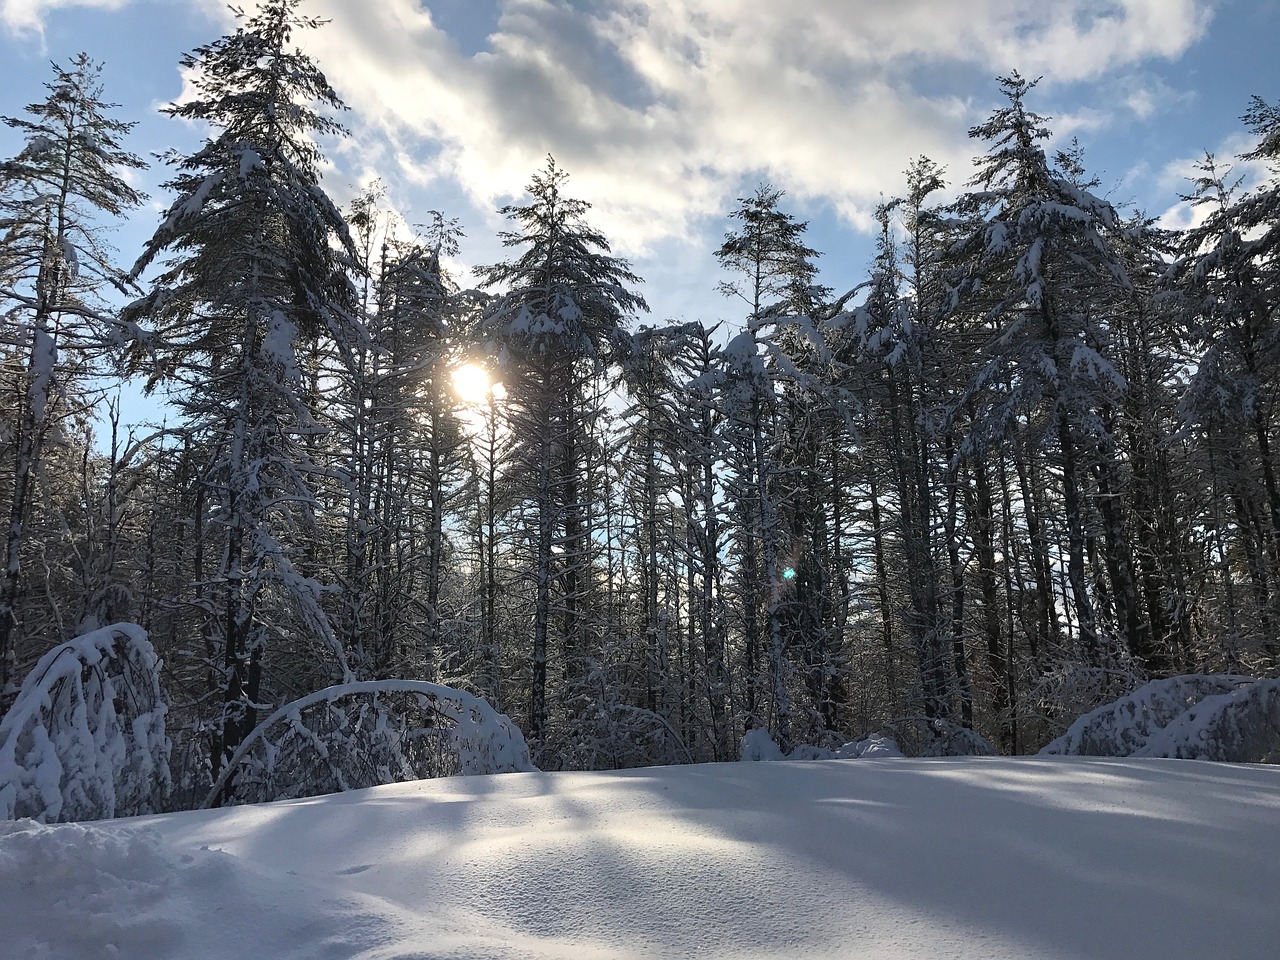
(0, 53, 145, 697)
(1170, 96, 1280, 667)
(715, 184, 819, 749)
(123, 0, 360, 789)
(948, 75, 1138, 679)
(476, 157, 646, 764)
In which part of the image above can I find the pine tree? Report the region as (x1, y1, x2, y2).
(122, 0, 361, 790)
(1170, 96, 1280, 667)
(476, 157, 646, 764)
(715, 184, 819, 749)
(948, 75, 1137, 678)
(0, 53, 145, 697)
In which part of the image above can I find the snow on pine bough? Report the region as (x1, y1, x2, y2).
(202, 680, 535, 808)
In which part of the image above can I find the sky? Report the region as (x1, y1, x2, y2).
(1, 0, 1278, 342)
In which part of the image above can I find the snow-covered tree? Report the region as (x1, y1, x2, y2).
(476, 157, 646, 763)
(948, 75, 1139, 675)
(201, 678, 533, 808)
(1169, 98, 1280, 667)
(122, 0, 360, 791)
(0, 623, 169, 822)
(0, 54, 145, 697)
(715, 184, 820, 749)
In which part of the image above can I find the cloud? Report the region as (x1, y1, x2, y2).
(0, 0, 129, 37)
(1155, 132, 1272, 233)
(286, 0, 1215, 258)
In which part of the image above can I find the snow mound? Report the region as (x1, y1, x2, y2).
(1040, 674, 1257, 758)
(739, 727, 786, 760)
(0, 815, 393, 960)
(0, 819, 184, 958)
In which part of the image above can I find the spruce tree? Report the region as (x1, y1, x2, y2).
(0, 53, 145, 696)
(123, 0, 361, 789)
(715, 184, 818, 749)
(476, 157, 646, 764)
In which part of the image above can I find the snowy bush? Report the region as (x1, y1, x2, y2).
(203, 679, 535, 807)
(0, 624, 170, 823)
(834, 735, 904, 759)
(739, 729, 905, 762)
(1136, 680, 1280, 763)
(1029, 660, 1148, 745)
(880, 717, 998, 757)
(1040, 675, 1255, 758)
(740, 728, 787, 761)
(549, 702, 693, 771)
(917, 719, 997, 757)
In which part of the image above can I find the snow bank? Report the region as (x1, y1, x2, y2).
(0, 624, 169, 823)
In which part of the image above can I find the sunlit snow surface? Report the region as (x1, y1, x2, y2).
(3, 758, 1278, 959)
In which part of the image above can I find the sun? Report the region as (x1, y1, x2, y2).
(452, 363, 494, 404)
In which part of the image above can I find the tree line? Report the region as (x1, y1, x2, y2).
(2, 1, 1277, 796)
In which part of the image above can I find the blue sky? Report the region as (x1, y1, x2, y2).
(2, 0, 1277, 336)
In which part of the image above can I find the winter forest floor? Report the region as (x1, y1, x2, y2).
(3, 757, 1279, 960)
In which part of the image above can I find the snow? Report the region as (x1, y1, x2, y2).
(27, 327, 56, 423)
(2, 757, 1278, 959)
(1040, 674, 1262, 759)
(261, 307, 301, 384)
(236, 145, 262, 179)
(203, 678, 533, 808)
(156, 171, 225, 236)
(27, 135, 55, 158)
(0, 624, 169, 823)
(59, 236, 79, 278)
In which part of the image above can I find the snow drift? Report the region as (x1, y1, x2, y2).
(1, 757, 1277, 960)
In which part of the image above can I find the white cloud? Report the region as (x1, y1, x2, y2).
(0, 0, 129, 37)
(287, 0, 1214, 258)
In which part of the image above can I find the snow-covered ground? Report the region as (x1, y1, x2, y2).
(3, 757, 1278, 960)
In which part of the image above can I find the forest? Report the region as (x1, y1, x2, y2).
(1, 0, 1278, 815)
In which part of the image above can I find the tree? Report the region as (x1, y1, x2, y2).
(844, 184, 967, 730)
(1170, 96, 1280, 667)
(476, 157, 646, 764)
(335, 195, 473, 682)
(715, 184, 819, 749)
(0, 53, 145, 699)
(0, 623, 169, 822)
(123, 0, 360, 791)
(948, 75, 1138, 678)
